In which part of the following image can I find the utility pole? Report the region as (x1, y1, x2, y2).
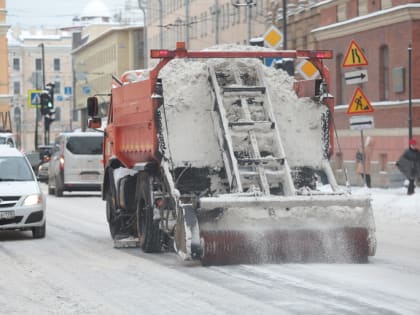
(158, 0, 163, 48)
(215, 0, 220, 45)
(408, 43, 413, 140)
(36, 43, 46, 149)
(283, 0, 287, 49)
(185, 0, 190, 47)
(138, 0, 148, 67)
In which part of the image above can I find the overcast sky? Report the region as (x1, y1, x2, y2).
(6, 0, 120, 28)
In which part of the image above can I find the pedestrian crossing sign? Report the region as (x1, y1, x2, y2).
(342, 40, 368, 67)
(27, 89, 42, 108)
(346, 87, 374, 115)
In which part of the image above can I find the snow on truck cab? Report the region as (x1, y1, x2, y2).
(87, 42, 376, 265)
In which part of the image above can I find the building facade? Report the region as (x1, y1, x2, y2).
(311, 1, 420, 187)
(8, 28, 73, 150)
(146, 0, 269, 52)
(72, 25, 145, 126)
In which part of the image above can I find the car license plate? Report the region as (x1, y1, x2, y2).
(81, 174, 98, 180)
(0, 211, 15, 219)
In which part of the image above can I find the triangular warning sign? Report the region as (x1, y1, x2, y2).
(342, 40, 368, 67)
(346, 87, 374, 115)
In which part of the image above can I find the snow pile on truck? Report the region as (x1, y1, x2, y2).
(159, 53, 328, 171)
(87, 42, 376, 265)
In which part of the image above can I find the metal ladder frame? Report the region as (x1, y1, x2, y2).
(209, 61, 296, 196)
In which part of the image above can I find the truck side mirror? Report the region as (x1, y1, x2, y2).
(88, 117, 102, 129)
(87, 97, 99, 117)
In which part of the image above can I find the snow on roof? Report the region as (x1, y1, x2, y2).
(312, 3, 420, 33)
(81, 0, 111, 19)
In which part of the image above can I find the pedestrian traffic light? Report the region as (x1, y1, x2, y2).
(40, 83, 55, 115)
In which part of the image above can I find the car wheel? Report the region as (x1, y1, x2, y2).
(32, 222, 46, 239)
(48, 180, 54, 195)
(55, 175, 63, 197)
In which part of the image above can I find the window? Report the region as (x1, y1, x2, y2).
(379, 45, 389, 101)
(66, 137, 103, 155)
(13, 58, 20, 71)
(35, 58, 42, 71)
(54, 58, 61, 71)
(13, 82, 21, 95)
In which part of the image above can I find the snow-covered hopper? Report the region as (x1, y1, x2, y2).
(87, 42, 376, 265)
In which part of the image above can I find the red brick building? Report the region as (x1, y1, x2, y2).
(309, 1, 420, 186)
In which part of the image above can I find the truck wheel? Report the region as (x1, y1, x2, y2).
(136, 173, 161, 252)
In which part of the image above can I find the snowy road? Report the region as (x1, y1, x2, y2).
(1, 185, 420, 314)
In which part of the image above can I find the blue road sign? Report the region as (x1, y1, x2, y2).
(64, 86, 73, 95)
(265, 57, 283, 67)
(82, 86, 91, 95)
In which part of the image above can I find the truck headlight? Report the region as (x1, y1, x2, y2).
(23, 194, 42, 206)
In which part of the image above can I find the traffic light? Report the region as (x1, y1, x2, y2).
(40, 83, 55, 115)
(40, 92, 50, 115)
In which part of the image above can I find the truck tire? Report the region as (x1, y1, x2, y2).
(106, 192, 122, 239)
(136, 173, 161, 253)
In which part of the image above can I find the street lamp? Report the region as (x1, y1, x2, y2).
(231, 0, 256, 43)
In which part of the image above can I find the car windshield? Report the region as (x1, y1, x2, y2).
(66, 136, 103, 155)
(0, 156, 34, 181)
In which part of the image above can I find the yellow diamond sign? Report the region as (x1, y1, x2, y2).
(263, 25, 283, 49)
(296, 60, 319, 80)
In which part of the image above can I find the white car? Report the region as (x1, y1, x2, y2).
(0, 132, 16, 147)
(48, 131, 103, 197)
(0, 146, 46, 238)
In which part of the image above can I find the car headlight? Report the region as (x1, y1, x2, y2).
(23, 194, 42, 206)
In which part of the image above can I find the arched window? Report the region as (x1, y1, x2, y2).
(379, 45, 389, 101)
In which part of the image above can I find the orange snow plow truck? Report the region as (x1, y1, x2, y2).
(87, 42, 376, 265)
